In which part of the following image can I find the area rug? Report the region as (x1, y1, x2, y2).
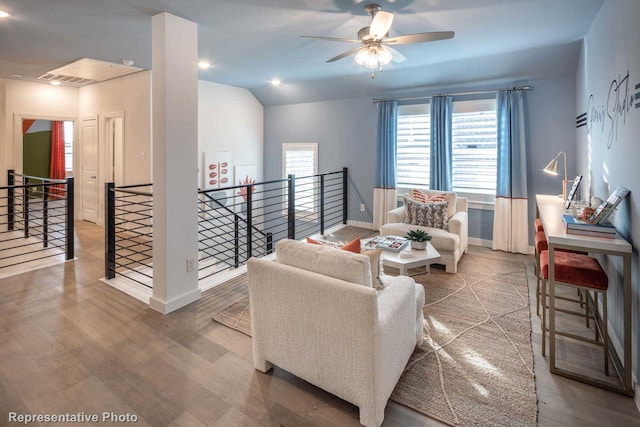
(212, 253, 537, 426)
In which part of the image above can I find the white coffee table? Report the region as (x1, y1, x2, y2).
(379, 242, 441, 276)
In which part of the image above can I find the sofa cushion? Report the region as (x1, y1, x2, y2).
(276, 239, 373, 287)
(381, 222, 459, 252)
(406, 189, 457, 218)
(404, 197, 449, 231)
(306, 236, 361, 253)
(306, 237, 381, 288)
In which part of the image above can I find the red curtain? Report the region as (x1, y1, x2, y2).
(49, 121, 66, 198)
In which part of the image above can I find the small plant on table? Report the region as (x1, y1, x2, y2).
(406, 229, 432, 250)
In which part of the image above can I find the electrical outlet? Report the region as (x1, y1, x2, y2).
(360, 203, 366, 212)
(186, 258, 195, 272)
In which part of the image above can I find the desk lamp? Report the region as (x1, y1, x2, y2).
(543, 151, 569, 199)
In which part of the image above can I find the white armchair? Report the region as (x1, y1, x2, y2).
(247, 239, 424, 427)
(381, 191, 468, 273)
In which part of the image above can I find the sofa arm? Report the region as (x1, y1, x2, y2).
(449, 210, 468, 253)
(387, 206, 406, 224)
(369, 276, 417, 426)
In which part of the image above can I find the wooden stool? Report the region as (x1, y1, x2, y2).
(539, 250, 609, 377)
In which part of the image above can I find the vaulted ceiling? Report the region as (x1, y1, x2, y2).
(0, 0, 603, 105)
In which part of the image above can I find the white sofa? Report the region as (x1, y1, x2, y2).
(247, 239, 425, 427)
(381, 191, 469, 273)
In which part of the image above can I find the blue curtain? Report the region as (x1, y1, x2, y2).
(496, 90, 527, 199)
(430, 96, 453, 191)
(375, 100, 398, 188)
(493, 89, 529, 254)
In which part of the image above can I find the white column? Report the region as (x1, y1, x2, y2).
(150, 12, 200, 313)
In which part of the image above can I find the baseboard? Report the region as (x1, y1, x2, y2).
(149, 288, 201, 314)
(199, 265, 247, 292)
(100, 276, 152, 304)
(346, 220, 376, 230)
(468, 237, 492, 248)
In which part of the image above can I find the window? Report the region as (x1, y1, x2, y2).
(396, 104, 430, 188)
(282, 143, 318, 214)
(396, 99, 498, 204)
(63, 121, 74, 174)
(451, 99, 497, 196)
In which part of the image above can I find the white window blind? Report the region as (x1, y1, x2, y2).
(63, 121, 74, 174)
(396, 104, 430, 189)
(282, 143, 318, 213)
(451, 99, 497, 195)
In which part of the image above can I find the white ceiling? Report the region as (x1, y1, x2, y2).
(0, 0, 603, 105)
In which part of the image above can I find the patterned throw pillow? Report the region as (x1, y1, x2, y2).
(404, 197, 449, 230)
(405, 189, 456, 218)
(411, 188, 430, 203)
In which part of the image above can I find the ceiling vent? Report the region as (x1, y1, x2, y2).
(38, 57, 142, 87)
(38, 73, 95, 86)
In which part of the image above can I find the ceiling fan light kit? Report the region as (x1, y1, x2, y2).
(302, 3, 454, 79)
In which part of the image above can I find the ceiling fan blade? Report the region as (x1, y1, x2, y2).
(384, 46, 406, 63)
(301, 35, 360, 43)
(327, 47, 362, 63)
(370, 11, 394, 40)
(385, 31, 455, 45)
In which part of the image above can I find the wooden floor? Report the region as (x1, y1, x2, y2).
(0, 221, 639, 426)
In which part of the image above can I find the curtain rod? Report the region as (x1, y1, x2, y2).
(372, 85, 531, 103)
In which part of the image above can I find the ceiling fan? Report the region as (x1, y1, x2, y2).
(302, 3, 454, 78)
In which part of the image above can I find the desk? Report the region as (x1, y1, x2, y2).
(536, 194, 633, 395)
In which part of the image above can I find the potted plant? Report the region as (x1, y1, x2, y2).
(406, 229, 432, 250)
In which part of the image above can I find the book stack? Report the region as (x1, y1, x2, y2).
(562, 214, 616, 238)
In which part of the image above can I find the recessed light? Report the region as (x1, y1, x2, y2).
(198, 61, 211, 70)
(50, 81, 61, 86)
(270, 78, 282, 86)
(0, 10, 13, 18)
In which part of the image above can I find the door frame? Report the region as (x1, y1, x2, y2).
(13, 113, 79, 218)
(80, 116, 99, 224)
(99, 111, 125, 226)
(102, 111, 125, 185)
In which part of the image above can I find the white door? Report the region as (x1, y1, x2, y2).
(81, 118, 98, 223)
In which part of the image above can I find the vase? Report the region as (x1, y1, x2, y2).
(411, 241, 427, 250)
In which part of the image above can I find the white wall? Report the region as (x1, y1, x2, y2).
(198, 80, 264, 189)
(576, 0, 640, 397)
(78, 70, 152, 224)
(1, 75, 262, 224)
(0, 79, 79, 186)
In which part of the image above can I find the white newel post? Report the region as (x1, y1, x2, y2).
(150, 12, 201, 313)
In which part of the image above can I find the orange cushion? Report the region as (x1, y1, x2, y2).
(540, 250, 608, 290)
(535, 231, 548, 253)
(341, 238, 361, 253)
(534, 218, 544, 232)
